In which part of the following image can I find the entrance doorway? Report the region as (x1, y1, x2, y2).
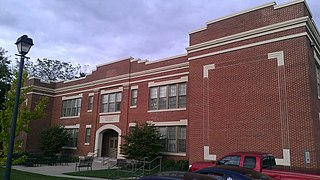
(101, 129, 118, 158)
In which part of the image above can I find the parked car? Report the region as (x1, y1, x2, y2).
(189, 152, 320, 180)
(191, 165, 273, 180)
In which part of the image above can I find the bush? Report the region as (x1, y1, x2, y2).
(161, 159, 189, 171)
(174, 160, 189, 171)
(162, 160, 176, 171)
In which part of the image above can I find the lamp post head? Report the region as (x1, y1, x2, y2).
(15, 35, 34, 56)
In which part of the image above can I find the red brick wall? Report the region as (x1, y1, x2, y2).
(189, 2, 310, 46)
(188, 36, 319, 167)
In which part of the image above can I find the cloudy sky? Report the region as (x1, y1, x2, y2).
(0, 0, 319, 71)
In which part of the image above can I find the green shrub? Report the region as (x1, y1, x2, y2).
(174, 160, 189, 171)
(162, 160, 176, 171)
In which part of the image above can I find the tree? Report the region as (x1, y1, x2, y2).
(24, 58, 88, 81)
(120, 123, 163, 160)
(0, 71, 47, 157)
(0, 48, 12, 110)
(40, 125, 69, 156)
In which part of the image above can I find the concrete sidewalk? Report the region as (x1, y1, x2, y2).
(13, 162, 109, 179)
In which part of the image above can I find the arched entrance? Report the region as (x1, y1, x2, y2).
(95, 124, 121, 158)
(101, 130, 118, 158)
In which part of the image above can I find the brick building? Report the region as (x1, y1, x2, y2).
(24, 0, 320, 168)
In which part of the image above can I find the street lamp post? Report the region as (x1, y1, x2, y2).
(4, 35, 33, 180)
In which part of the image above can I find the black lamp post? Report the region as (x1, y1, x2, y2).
(4, 35, 33, 180)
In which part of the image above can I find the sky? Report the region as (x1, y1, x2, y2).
(0, 0, 319, 71)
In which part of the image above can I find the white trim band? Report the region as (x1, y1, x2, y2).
(62, 94, 83, 100)
(148, 76, 188, 87)
(275, 149, 291, 166)
(188, 32, 307, 61)
(147, 120, 188, 126)
(101, 87, 123, 94)
(204, 146, 216, 161)
(65, 124, 80, 129)
(268, 51, 285, 66)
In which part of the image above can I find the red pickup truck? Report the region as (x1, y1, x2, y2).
(188, 152, 320, 180)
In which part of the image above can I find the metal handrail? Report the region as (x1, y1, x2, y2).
(109, 156, 163, 179)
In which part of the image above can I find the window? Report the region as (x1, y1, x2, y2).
(158, 126, 186, 153)
(159, 86, 167, 109)
(61, 98, 81, 117)
(150, 87, 158, 110)
(101, 92, 122, 113)
(220, 155, 240, 166)
(243, 156, 256, 169)
(131, 89, 138, 106)
(262, 156, 276, 168)
(316, 65, 320, 97)
(149, 83, 186, 110)
(65, 128, 78, 147)
(178, 83, 186, 108)
(88, 96, 93, 111)
(85, 128, 91, 144)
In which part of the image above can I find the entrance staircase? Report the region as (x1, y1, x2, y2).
(93, 157, 117, 168)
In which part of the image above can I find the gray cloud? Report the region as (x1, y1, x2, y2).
(0, 0, 319, 70)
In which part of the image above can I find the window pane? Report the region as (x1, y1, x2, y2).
(179, 83, 186, 95)
(169, 85, 177, 97)
(168, 140, 177, 152)
(158, 127, 167, 137)
(159, 86, 167, 98)
(150, 99, 158, 110)
(109, 102, 115, 112)
(116, 102, 121, 111)
(102, 95, 108, 103)
(88, 96, 93, 110)
(85, 128, 91, 143)
(101, 104, 108, 113)
(150, 87, 158, 98)
(109, 94, 116, 102)
(179, 96, 186, 108)
(178, 127, 186, 139)
(178, 139, 186, 152)
(131, 90, 138, 106)
(167, 127, 176, 139)
(169, 97, 176, 109)
(131, 98, 137, 106)
(66, 128, 78, 147)
(132, 89, 137, 98)
(116, 93, 122, 102)
(159, 97, 167, 109)
(178, 127, 186, 152)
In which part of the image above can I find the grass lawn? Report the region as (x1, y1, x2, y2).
(0, 167, 79, 180)
(65, 168, 159, 179)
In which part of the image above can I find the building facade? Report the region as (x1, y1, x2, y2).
(24, 0, 320, 168)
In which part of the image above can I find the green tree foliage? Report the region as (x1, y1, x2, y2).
(0, 48, 12, 110)
(0, 72, 48, 156)
(24, 58, 88, 81)
(40, 125, 69, 156)
(120, 123, 163, 160)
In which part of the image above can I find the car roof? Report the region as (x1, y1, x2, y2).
(226, 152, 273, 156)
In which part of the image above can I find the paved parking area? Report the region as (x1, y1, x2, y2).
(13, 162, 108, 179)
